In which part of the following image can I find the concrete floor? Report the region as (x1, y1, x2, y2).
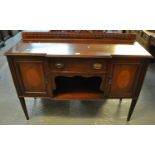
(0, 33, 155, 125)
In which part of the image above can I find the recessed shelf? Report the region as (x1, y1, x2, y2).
(53, 76, 104, 100)
(54, 91, 104, 100)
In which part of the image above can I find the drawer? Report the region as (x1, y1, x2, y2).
(49, 58, 107, 73)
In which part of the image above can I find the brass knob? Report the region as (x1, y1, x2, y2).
(55, 63, 64, 69)
(93, 63, 102, 70)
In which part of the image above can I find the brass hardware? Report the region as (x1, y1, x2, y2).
(55, 63, 64, 69)
(93, 63, 102, 69)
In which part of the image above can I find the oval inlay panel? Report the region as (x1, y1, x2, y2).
(117, 70, 130, 89)
(26, 69, 41, 87)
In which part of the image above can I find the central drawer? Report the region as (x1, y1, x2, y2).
(49, 58, 107, 73)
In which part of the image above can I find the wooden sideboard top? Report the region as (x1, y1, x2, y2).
(6, 41, 152, 58)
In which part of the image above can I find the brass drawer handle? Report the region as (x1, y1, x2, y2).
(93, 63, 102, 70)
(55, 63, 64, 69)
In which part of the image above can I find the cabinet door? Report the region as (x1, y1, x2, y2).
(109, 63, 141, 97)
(14, 58, 48, 96)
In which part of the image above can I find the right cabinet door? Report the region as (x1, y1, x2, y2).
(109, 63, 141, 98)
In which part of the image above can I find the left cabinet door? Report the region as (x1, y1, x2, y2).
(13, 57, 49, 97)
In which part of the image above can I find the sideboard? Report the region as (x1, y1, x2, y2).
(5, 31, 153, 121)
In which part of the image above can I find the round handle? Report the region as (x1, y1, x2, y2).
(55, 63, 64, 69)
(93, 63, 102, 70)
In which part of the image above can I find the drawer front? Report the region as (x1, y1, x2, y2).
(49, 58, 107, 73)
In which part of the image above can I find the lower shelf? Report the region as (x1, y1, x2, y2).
(53, 91, 104, 100)
(53, 76, 104, 99)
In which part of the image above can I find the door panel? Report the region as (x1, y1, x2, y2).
(14, 58, 48, 96)
(110, 63, 141, 97)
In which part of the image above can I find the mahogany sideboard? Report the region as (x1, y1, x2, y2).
(5, 32, 153, 121)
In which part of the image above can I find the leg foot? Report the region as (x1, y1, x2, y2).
(119, 98, 122, 104)
(19, 97, 29, 120)
(127, 98, 138, 121)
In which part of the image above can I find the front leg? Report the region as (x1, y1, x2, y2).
(127, 98, 138, 121)
(18, 97, 29, 120)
